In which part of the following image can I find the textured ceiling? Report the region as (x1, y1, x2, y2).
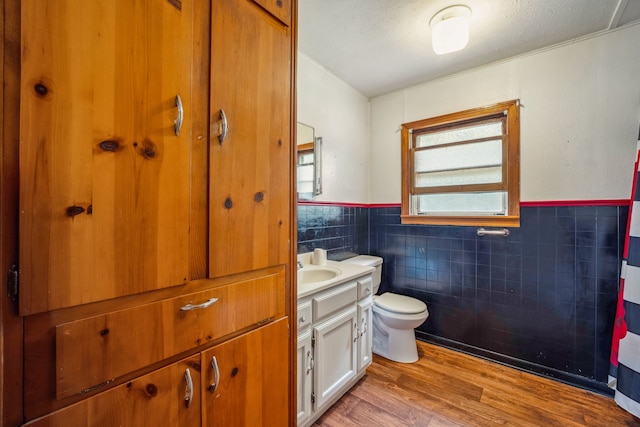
(298, 0, 640, 98)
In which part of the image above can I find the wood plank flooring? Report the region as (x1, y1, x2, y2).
(313, 341, 640, 427)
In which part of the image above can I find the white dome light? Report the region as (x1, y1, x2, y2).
(430, 5, 472, 55)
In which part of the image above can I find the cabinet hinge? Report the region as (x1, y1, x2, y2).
(311, 392, 315, 404)
(7, 265, 18, 302)
(311, 335, 315, 347)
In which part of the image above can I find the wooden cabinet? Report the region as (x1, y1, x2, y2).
(201, 318, 289, 426)
(25, 320, 289, 427)
(19, 0, 194, 315)
(297, 273, 373, 427)
(24, 355, 202, 427)
(16, 0, 296, 425)
(53, 270, 284, 400)
(209, 0, 291, 278)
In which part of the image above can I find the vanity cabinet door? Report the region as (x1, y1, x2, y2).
(20, 0, 194, 315)
(23, 355, 202, 427)
(313, 306, 358, 411)
(201, 318, 289, 426)
(297, 329, 313, 426)
(357, 299, 373, 372)
(209, 0, 291, 278)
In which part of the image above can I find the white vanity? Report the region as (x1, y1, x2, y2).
(296, 254, 374, 427)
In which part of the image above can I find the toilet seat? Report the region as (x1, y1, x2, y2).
(374, 292, 427, 315)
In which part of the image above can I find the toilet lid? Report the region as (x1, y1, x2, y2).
(374, 292, 427, 314)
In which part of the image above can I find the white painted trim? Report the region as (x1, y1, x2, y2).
(609, 0, 630, 30)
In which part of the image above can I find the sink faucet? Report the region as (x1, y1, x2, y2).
(297, 260, 304, 270)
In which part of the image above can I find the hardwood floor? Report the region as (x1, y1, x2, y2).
(313, 341, 640, 427)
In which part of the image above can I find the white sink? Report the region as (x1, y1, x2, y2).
(298, 266, 341, 285)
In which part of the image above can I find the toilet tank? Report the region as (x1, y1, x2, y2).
(341, 255, 383, 294)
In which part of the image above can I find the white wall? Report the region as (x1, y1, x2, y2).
(297, 53, 371, 203)
(370, 24, 640, 203)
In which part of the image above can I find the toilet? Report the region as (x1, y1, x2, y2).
(341, 255, 429, 363)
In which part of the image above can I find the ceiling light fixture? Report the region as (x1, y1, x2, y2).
(430, 5, 472, 55)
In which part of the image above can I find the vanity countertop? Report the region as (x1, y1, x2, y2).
(297, 258, 374, 299)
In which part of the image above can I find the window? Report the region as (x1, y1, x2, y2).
(401, 100, 520, 226)
(297, 142, 315, 195)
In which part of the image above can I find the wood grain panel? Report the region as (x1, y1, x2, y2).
(24, 355, 201, 427)
(1, 1, 23, 425)
(201, 318, 289, 426)
(23, 266, 285, 420)
(251, 0, 292, 26)
(314, 341, 640, 427)
(19, 0, 193, 314)
(209, 0, 291, 278)
(55, 268, 285, 400)
(189, 0, 211, 280)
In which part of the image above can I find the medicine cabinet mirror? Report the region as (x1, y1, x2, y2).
(297, 122, 322, 200)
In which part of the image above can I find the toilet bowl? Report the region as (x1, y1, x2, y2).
(341, 255, 429, 363)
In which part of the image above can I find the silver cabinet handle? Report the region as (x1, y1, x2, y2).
(299, 315, 306, 323)
(184, 368, 193, 408)
(174, 95, 184, 136)
(354, 323, 359, 342)
(208, 356, 220, 394)
(218, 109, 228, 144)
(306, 350, 313, 375)
(361, 318, 367, 337)
(179, 297, 219, 312)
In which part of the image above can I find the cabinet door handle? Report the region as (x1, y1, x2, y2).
(306, 350, 314, 375)
(218, 109, 228, 144)
(179, 297, 219, 312)
(208, 356, 220, 394)
(354, 323, 359, 342)
(174, 95, 184, 136)
(184, 368, 193, 408)
(361, 318, 367, 337)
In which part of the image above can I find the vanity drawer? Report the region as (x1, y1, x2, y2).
(357, 276, 373, 300)
(55, 269, 285, 400)
(297, 301, 312, 331)
(313, 281, 357, 322)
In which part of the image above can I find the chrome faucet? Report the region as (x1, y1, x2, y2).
(297, 260, 304, 270)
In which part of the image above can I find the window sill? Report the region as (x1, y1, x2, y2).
(400, 215, 520, 227)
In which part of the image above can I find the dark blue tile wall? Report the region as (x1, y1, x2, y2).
(297, 203, 628, 393)
(297, 204, 369, 258)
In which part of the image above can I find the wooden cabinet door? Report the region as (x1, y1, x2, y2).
(23, 355, 201, 427)
(297, 329, 313, 426)
(357, 299, 373, 372)
(201, 318, 289, 426)
(209, 0, 291, 278)
(19, 0, 194, 314)
(313, 306, 358, 411)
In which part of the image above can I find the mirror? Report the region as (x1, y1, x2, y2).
(297, 122, 322, 199)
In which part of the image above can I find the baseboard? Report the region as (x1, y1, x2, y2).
(415, 331, 614, 397)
